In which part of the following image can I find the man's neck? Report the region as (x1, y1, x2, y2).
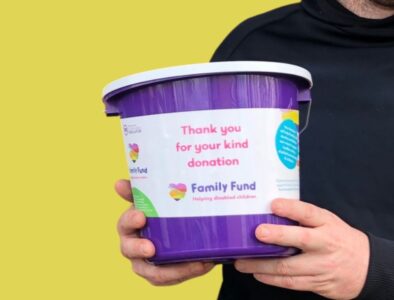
(338, 0, 394, 19)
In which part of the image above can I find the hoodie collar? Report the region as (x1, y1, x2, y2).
(301, 0, 394, 39)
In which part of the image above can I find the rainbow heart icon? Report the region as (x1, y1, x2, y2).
(129, 143, 139, 163)
(169, 183, 187, 201)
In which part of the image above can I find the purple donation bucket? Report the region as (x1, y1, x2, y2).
(103, 61, 313, 264)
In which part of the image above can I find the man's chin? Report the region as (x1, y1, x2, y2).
(371, 0, 394, 8)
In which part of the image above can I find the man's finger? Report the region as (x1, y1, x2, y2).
(271, 199, 333, 227)
(132, 259, 215, 286)
(235, 253, 323, 276)
(117, 208, 146, 236)
(254, 273, 315, 292)
(120, 236, 155, 259)
(255, 224, 324, 252)
(115, 179, 133, 202)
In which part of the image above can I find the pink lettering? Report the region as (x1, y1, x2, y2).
(194, 142, 221, 154)
(176, 142, 192, 152)
(181, 125, 217, 135)
(220, 125, 241, 136)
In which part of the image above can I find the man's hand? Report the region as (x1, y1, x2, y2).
(234, 199, 370, 300)
(115, 179, 214, 286)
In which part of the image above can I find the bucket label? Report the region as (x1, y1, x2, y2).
(121, 108, 299, 218)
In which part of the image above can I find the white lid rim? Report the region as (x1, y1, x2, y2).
(103, 61, 313, 98)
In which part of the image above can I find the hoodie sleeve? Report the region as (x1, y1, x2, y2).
(357, 233, 394, 300)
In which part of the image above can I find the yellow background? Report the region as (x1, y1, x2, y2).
(0, 1, 297, 299)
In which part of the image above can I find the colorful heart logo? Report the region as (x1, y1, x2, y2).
(169, 183, 187, 201)
(129, 143, 139, 163)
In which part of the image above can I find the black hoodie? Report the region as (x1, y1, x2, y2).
(212, 0, 394, 299)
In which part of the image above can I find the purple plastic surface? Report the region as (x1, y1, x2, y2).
(144, 214, 297, 264)
(105, 74, 300, 117)
(105, 71, 310, 264)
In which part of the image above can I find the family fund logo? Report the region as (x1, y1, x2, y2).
(129, 143, 139, 163)
(169, 183, 187, 201)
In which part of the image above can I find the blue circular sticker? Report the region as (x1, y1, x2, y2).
(275, 120, 299, 169)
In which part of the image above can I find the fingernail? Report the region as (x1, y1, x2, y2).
(203, 262, 214, 269)
(192, 263, 205, 273)
(257, 226, 270, 239)
(235, 260, 245, 270)
(272, 200, 283, 212)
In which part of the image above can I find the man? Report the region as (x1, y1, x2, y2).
(115, 0, 394, 299)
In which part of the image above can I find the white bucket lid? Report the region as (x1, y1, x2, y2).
(103, 61, 313, 97)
